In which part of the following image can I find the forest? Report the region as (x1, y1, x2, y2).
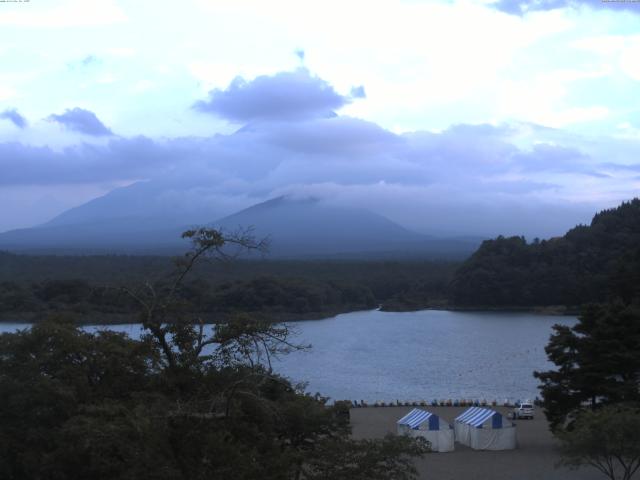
(0, 254, 456, 323)
(450, 199, 640, 308)
(1, 199, 639, 323)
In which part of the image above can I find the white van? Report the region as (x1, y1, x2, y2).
(513, 401, 534, 419)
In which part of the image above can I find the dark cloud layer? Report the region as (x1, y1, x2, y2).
(0, 115, 626, 237)
(0, 117, 601, 192)
(0, 109, 27, 129)
(48, 108, 113, 136)
(193, 68, 352, 123)
(492, 0, 640, 14)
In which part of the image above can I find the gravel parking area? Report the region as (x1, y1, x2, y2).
(350, 406, 602, 480)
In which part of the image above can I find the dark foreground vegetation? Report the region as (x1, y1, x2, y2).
(0, 229, 428, 480)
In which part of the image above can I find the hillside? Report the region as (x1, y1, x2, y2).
(450, 198, 640, 307)
(215, 196, 480, 259)
(0, 194, 481, 259)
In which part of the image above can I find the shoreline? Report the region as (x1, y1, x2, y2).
(0, 304, 580, 326)
(380, 303, 580, 316)
(0, 306, 369, 326)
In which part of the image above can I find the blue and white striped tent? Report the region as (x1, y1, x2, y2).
(397, 408, 440, 431)
(397, 408, 454, 452)
(455, 407, 504, 429)
(454, 407, 516, 450)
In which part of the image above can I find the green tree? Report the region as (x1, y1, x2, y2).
(450, 198, 640, 308)
(535, 302, 640, 431)
(559, 405, 640, 480)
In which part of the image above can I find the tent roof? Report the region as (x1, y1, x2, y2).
(397, 408, 435, 429)
(455, 407, 500, 427)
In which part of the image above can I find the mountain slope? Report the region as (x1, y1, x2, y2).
(214, 196, 480, 259)
(450, 198, 640, 306)
(0, 193, 481, 258)
(0, 217, 188, 254)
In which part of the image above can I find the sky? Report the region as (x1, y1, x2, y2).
(0, 0, 639, 237)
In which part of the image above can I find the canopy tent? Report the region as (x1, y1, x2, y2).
(397, 408, 454, 452)
(454, 407, 516, 450)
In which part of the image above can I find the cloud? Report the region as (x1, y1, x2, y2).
(0, 115, 634, 237)
(3, 67, 638, 237)
(193, 68, 353, 123)
(48, 108, 113, 136)
(350, 85, 366, 99)
(0, 0, 127, 27)
(0, 108, 27, 129)
(491, 0, 640, 15)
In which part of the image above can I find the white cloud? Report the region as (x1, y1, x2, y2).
(571, 33, 640, 81)
(0, 0, 127, 28)
(498, 68, 611, 127)
(0, 85, 16, 101)
(619, 37, 640, 80)
(133, 80, 155, 92)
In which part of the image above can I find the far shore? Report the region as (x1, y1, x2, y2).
(0, 306, 368, 326)
(380, 303, 581, 316)
(0, 304, 580, 326)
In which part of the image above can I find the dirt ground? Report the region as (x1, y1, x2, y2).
(350, 405, 603, 480)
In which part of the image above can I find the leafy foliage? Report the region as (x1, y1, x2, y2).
(535, 303, 640, 431)
(451, 199, 640, 307)
(559, 405, 640, 480)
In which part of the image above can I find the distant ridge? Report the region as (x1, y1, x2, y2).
(213, 196, 481, 259)
(0, 193, 481, 259)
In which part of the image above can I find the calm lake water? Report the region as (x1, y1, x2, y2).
(0, 309, 575, 403)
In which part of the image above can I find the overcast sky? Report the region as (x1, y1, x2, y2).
(0, 0, 639, 237)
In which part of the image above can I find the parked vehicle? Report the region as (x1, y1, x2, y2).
(513, 401, 534, 419)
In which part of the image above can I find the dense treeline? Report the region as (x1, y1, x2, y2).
(450, 199, 640, 307)
(0, 276, 375, 321)
(0, 255, 457, 322)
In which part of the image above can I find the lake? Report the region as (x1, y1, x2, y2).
(0, 309, 574, 403)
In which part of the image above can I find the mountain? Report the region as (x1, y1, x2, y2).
(0, 180, 231, 254)
(214, 196, 480, 259)
(0, 192, 481, 258)
(450, 198, 640, 307)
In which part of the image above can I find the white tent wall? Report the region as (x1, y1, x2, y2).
(454, 407, 517, 451)
(454, 421, 471, 447)
(409, 428, 455, 453)
(469, 425, 517, 450)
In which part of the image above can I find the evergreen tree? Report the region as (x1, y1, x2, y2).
(535, 302, 640, 431)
